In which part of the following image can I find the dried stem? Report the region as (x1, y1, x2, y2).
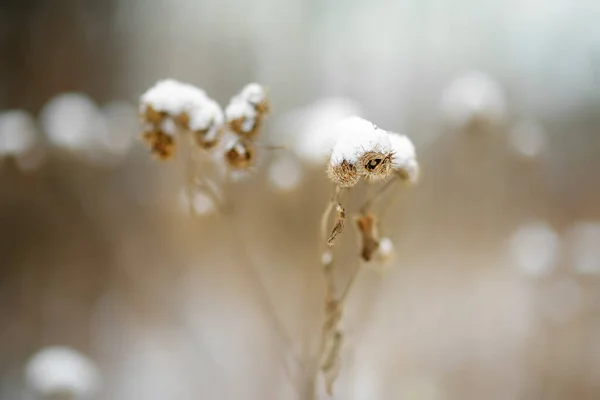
(360, 174, 400, 214)
(223, 213, 307, 395)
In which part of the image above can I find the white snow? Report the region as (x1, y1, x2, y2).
(388, 132, 419, 182)
(0, 110, 37, 156)
(276, 97, 363, 165)
(441, 71, 506, 128)
(329, 117, 392, 166)
(238, 83, 266, 105)
(378, 237, 394, 259)
(140, 79, 223, 133)
(26, 346, 100, 398)
(225, 99, 257, 132)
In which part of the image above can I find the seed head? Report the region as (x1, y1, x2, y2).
(224, 138, 255, 170)
(139, 79, 224, 155)
(357, 150, 394, 182)
(142, 129, 175, 160)
(225, 83, 269, 139)
(327, 160, 360, 188)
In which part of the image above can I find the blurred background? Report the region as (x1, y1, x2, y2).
(1, 0, 600, 399)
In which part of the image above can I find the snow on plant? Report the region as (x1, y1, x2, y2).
(139, 85, 421, 395)
(275, 97, 363, 166)
(318, 116, 420, 394)
(139, 79, 270, 214)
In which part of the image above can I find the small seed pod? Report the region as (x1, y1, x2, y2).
(193, 125, 222, 150)
(227, 104, 261, 139)
(142, 129, 175, 160)
(225, 83, 269, 140)
(357, 151, 394, 182)
(224, 138, 256, 170)
(327, 160, 360, 188)
(140, 105, 165, 126)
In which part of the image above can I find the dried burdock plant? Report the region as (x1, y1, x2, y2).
(313, 116, 420, 395)
(224, 137, 256, 171)
(327, 117, 393, 187)
(139, 79, 224, 159)
(138, 79, 270, 215)
(142, 128, 175, 160)
(225, 83, 270, 140)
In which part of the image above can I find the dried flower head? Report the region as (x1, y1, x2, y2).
(327, 117, 392, 187)
(224, 137, 255, 170)
(139, 79, 224, 157)
(142, 128, 175, 160)
(388, 132, 420, 184)
(225, 83, 269, 139)
(326, 160, 360, 188)
(357, 150, 393, 182)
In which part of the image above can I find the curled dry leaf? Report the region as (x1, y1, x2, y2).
(355, 213, 380, 262)
(327, 203, 345, 246)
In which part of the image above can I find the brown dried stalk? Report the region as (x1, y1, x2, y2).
(355, 213, 380, 262)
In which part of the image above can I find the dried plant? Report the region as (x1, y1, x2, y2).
(316, 116, 420, 395)
(139, 79, 270, 214)
(140, 89, 420, 396)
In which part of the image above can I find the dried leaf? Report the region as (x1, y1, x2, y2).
(327, 203, 345, 246)
(355, 213, 380, 261)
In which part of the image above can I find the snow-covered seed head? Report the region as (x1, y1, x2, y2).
(357, 151, 393, 182)
(176, 111, 223, 150)
(327, 160, 360, 187)
(224, 138, 255, 170)
(225, 83, 269, 139)
(327, 117, 392, 186)
(139, 79, 224, 156)
(388, 132, 420, 184)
